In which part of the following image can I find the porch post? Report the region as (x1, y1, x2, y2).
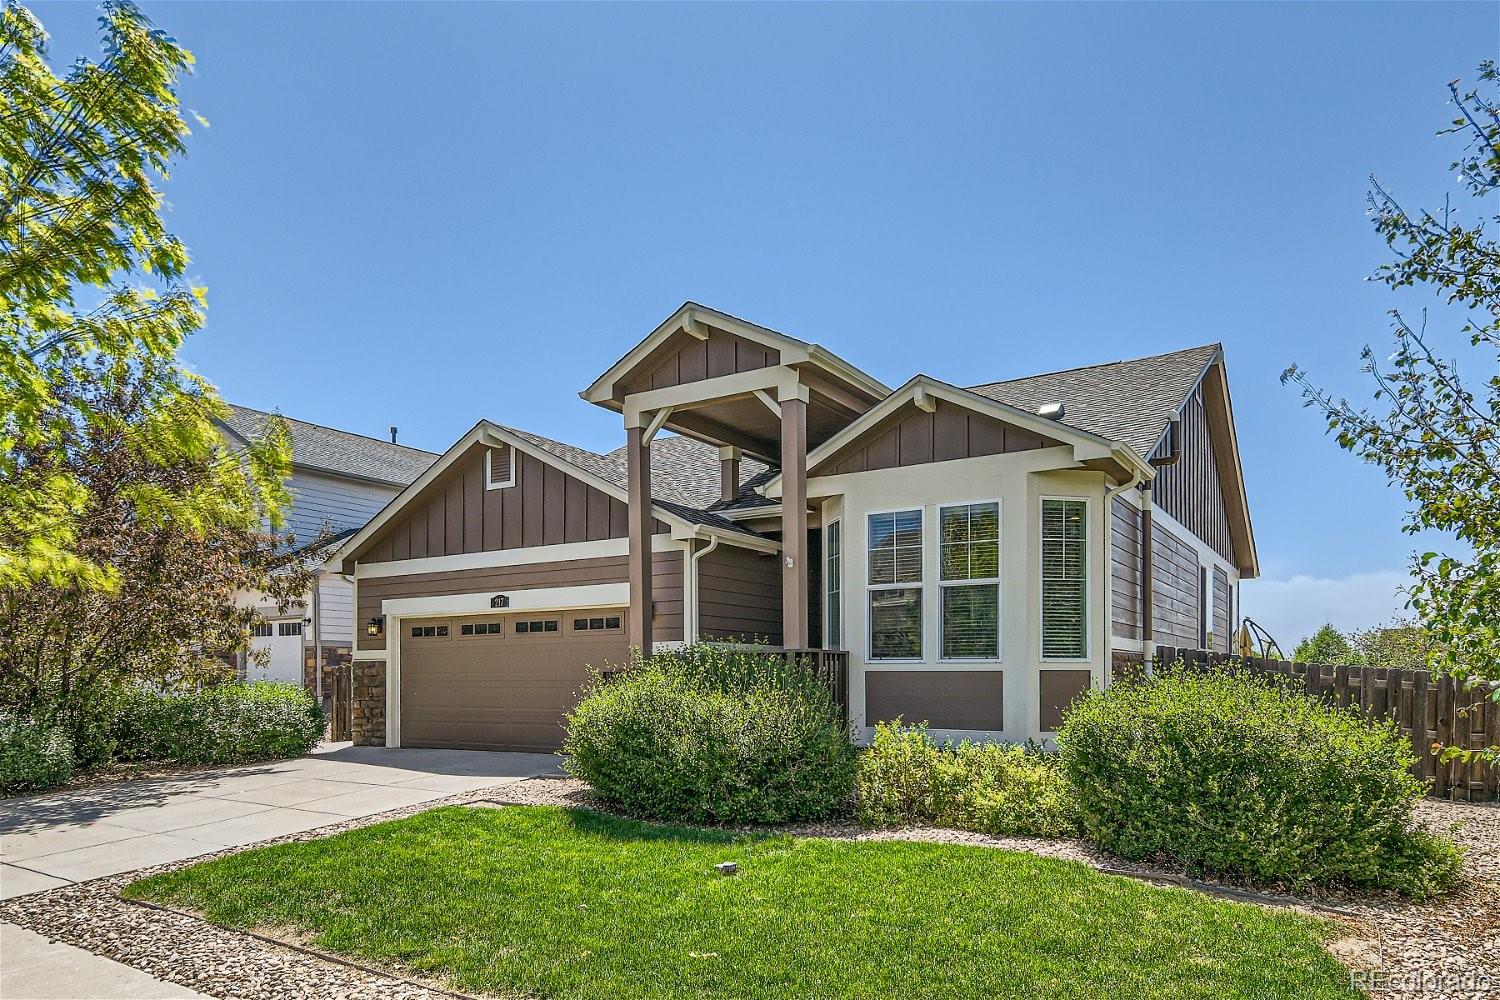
(780, 393, 809, 649)
(626, 423, 653, 654)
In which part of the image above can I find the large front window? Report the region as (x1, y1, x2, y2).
(868, 509, 922, 659)
(825, 520, 842, 649)
(940, 502, 1000, 659)
(1041, 498, 1088, 659)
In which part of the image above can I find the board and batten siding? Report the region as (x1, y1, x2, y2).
(357, 443, 666, 563)
(696, 542, 782, 646)
(618, 324, 779, 397)
(1110, 497, 1142, 640)
(1151, 520, 1200, 649)
(811, 398, 1060, 478)
(1151, 384, 1234, 564)
(356, 552, 684, 651)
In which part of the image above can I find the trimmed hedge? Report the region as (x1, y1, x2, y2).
(112, 682, 325, 767)
(857, 722, 1075, 837)
(1056, 667, 1463, 898)
(0, 714, 75, 794)
(563, 644, 856, 824)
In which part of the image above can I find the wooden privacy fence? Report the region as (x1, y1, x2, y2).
(1156, 646, 1498, 802)
(329, 661, 352, 743)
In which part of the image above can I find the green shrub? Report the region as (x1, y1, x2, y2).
(112, 682, 324, 766)
(0, 714, 75, 794)
(1056, 668, 1463, 898)
(563, 644, 856, 824)
(856, 722, 1076, 837)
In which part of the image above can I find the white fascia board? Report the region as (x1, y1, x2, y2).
(325, 420, 711, 571)
(668, 522, 782, 554)
(582, 302, 889, 409)
(355, 535, 681, 580)
(381, 583, 630, 618)
(323, 421, 491, 571)
(761, 377, 1149, 499)
(621, 367, 803, 427)
(582, 303, 809, 404)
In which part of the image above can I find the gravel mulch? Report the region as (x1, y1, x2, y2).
(3, 775, 1496, 1000)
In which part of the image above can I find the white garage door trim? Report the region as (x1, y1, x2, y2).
(382, 583, 630, 748)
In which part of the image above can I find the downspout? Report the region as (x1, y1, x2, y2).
(1104, 466, 1144, 686)
(687, 533, 720, 644)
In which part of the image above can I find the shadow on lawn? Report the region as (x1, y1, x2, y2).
(557, 806, 770, 846)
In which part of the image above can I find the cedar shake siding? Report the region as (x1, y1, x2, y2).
(811, 398, 1061, 478)
(356, 552, 685, 650)
(1151, 520, 1200, 649)
(696, 542, 783, 646)
(865, 670, 1005, 731)
(359, 443, 666, 562)
(1152, 384, 1234, 564)
(1110, 497, 1142, 640)
(618, 324, 780, 397)
(1213, 565, 1232, 653)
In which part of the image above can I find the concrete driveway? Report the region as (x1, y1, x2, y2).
(1, 744, 561, 1000)
(1, 743, 562, 897)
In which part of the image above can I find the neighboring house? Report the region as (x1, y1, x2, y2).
(217, 405, 437, 690)
(326, 302, 1257, 751)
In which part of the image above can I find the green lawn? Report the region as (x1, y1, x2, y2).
(125, 806, 1356, 1000)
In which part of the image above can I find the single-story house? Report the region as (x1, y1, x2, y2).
(219, 405, 436, 690)
(326, 302, 1256, 751)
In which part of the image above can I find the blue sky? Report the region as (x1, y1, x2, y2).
(35, 1, 1497, 645)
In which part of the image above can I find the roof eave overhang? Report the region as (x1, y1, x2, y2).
(580, 302, 890, 409)
(759, 376, 1154, 498)
(323, 419, 776, 574)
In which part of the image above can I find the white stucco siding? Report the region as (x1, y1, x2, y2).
(810, 447, 1111, 744)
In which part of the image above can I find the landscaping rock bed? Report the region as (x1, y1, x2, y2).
(3, 775, 1495, 1000)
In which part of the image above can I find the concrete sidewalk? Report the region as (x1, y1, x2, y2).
(1, 744, 561, 999)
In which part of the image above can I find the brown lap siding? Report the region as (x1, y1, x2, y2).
(696, 543, 782, 646)
(356, 547, 684, 650)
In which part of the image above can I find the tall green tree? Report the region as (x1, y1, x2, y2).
(1285, 63, 1499, 760)
(0, 0, 287, 589)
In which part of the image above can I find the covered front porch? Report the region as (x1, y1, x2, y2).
(582, 302, 887, 659)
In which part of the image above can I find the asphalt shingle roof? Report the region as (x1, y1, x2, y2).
(219, 405, 437, 487)
(497, 425, 764, 535)
(966, 343, 1220, 461)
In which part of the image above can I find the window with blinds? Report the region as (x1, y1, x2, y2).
(825, 520, 842, 649)
(868, 509, 922, 659)
(1041, 498, 1088, 659)
(939, 501, 1000, 659)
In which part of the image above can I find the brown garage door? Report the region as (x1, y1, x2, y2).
(399, 609, 628, 751)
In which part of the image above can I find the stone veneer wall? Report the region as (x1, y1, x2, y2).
(352, 660, 386, 746)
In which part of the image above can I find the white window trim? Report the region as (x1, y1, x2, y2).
(1039, 494, 1092, 663)
(825, 519, 842, 651)
(937, 498, 1003, 664)
(485, 446, 515, 491)
(865, 506, 925, 663)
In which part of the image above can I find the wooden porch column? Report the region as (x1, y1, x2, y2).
(780, 395, 809, 649)
(626, 423, 653, 653)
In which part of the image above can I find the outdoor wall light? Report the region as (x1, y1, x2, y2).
(366, 616, 385, 637)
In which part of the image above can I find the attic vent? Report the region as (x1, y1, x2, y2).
(1037, 402, 1066, 421)
(485, 445, 514, 490)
